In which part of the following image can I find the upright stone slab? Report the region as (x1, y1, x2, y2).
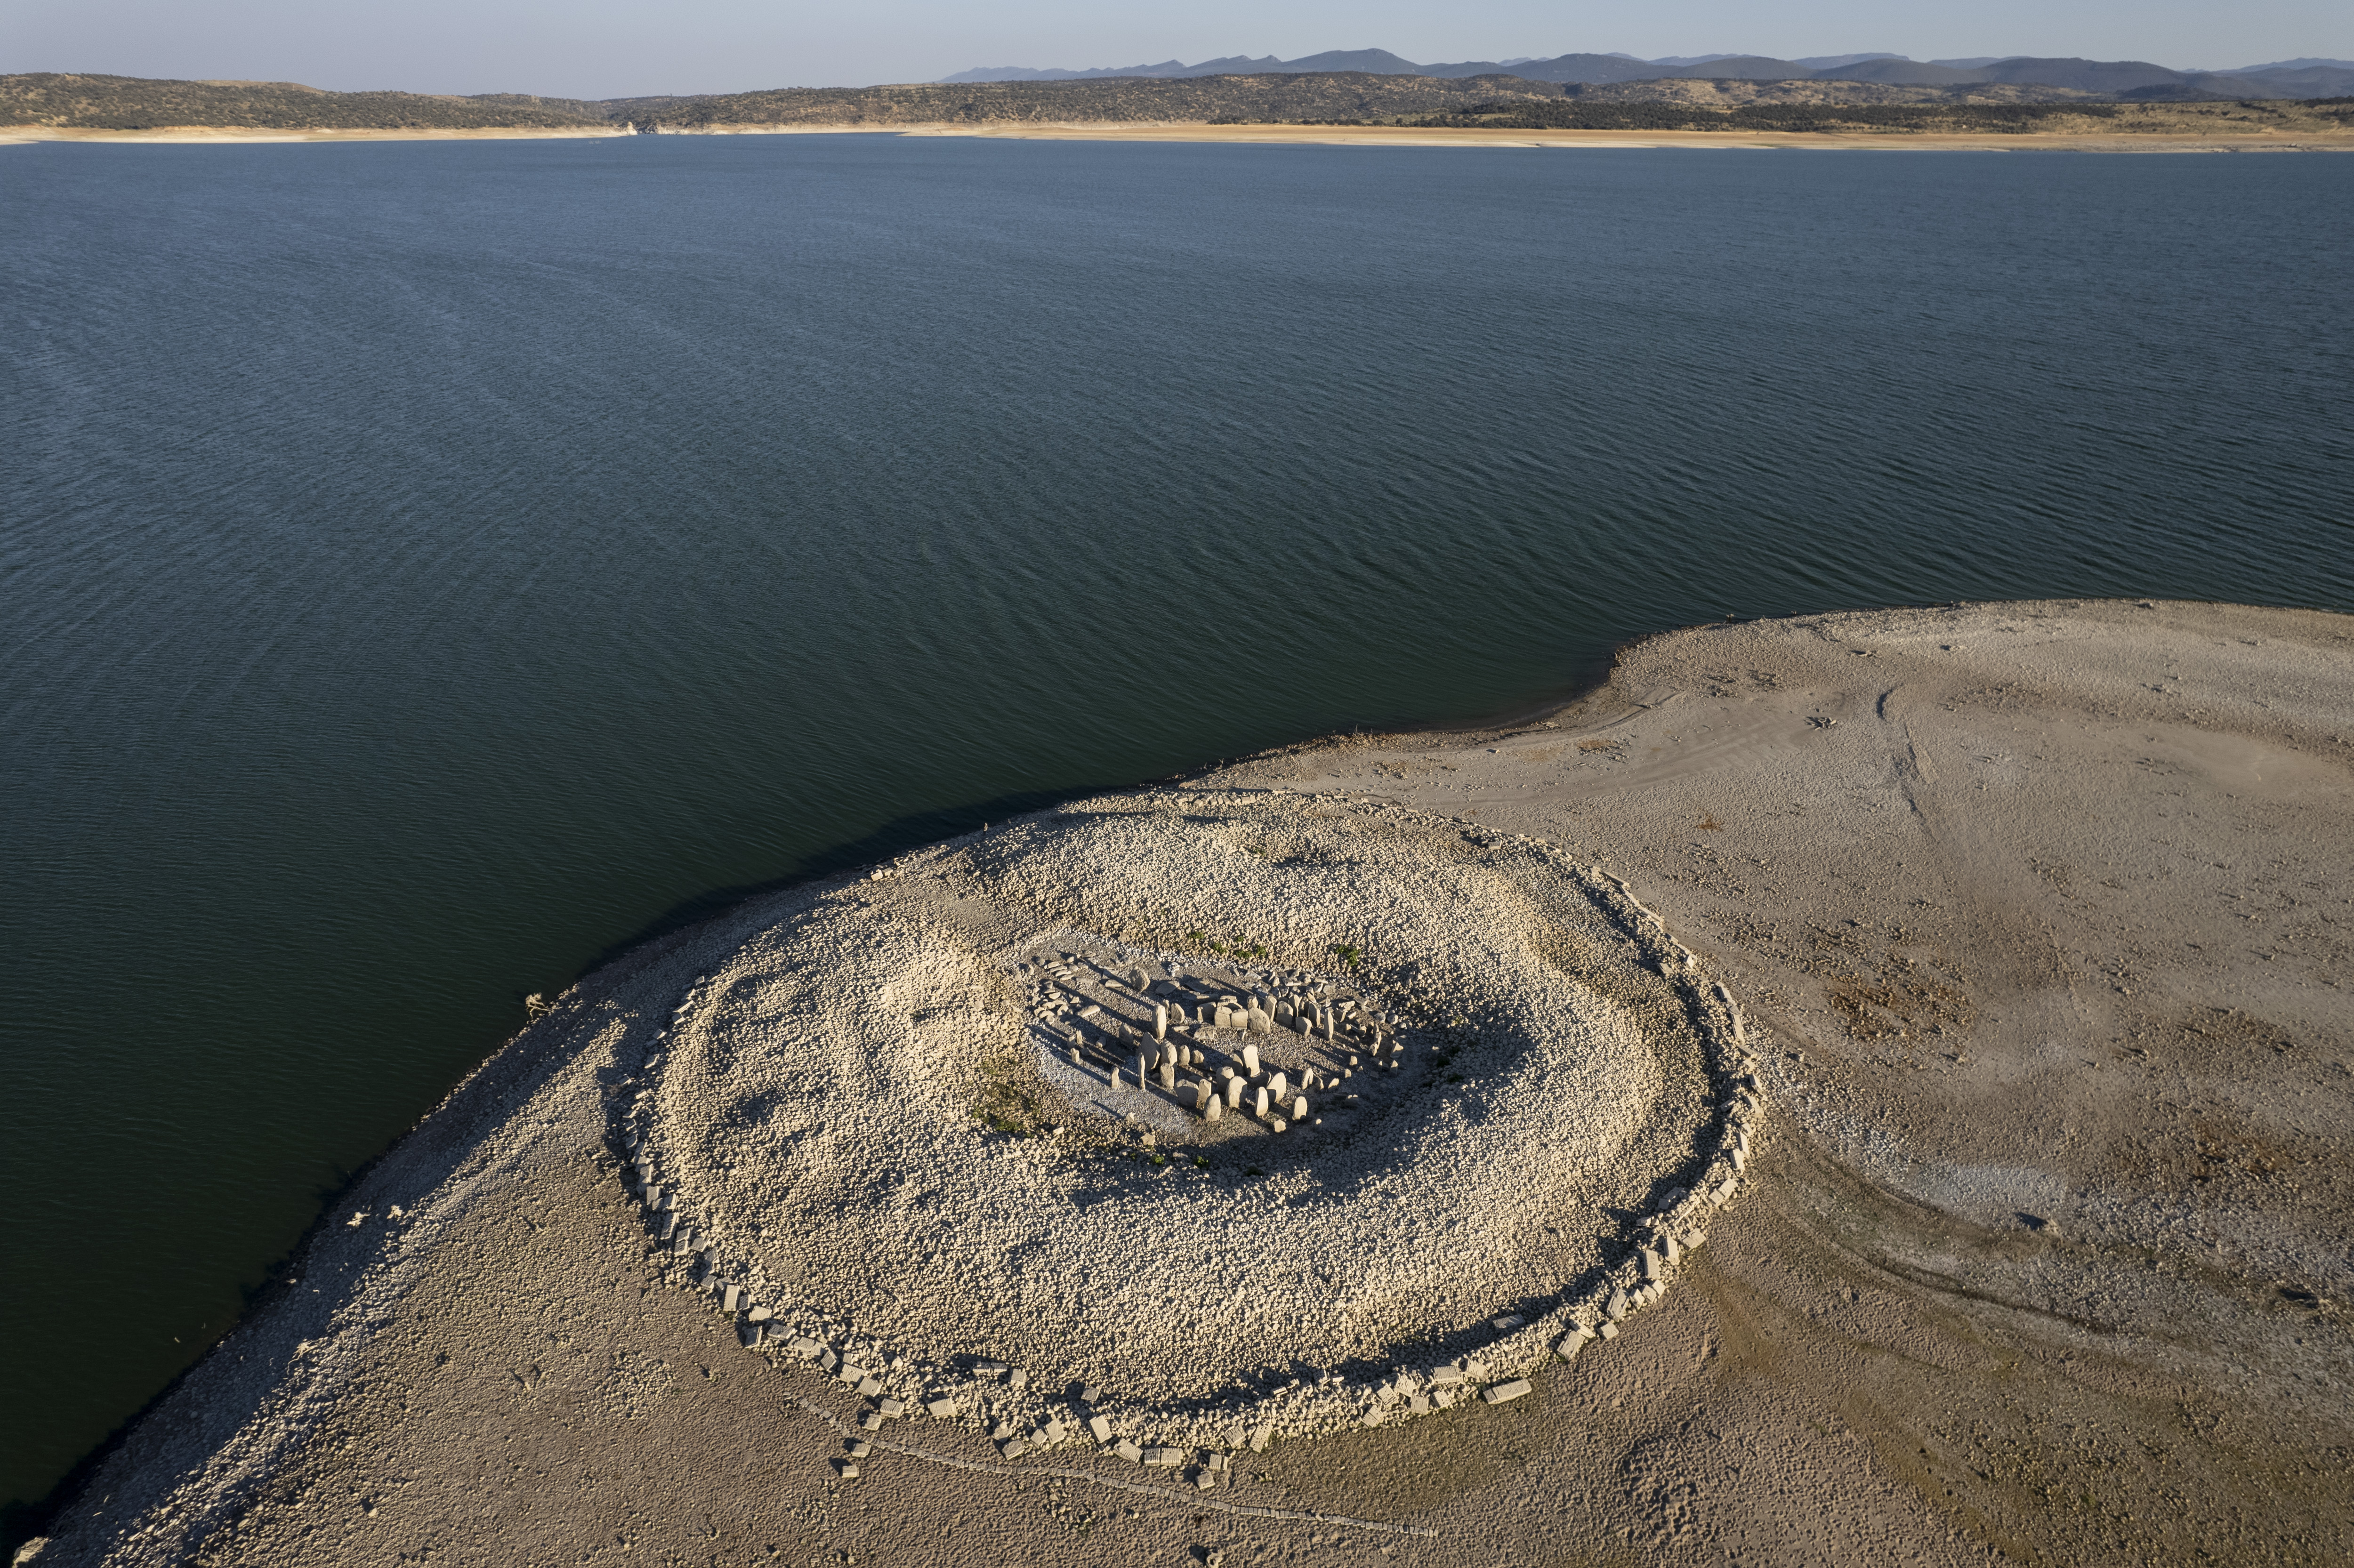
(1241, 1043, 1260, 1077)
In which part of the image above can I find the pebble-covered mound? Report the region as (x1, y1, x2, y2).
(617, 788, 1761, 1463)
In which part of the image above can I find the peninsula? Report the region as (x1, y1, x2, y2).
(21, 599, 2350, 1567)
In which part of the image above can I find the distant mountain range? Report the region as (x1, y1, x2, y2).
(941, 50, 2354, 100)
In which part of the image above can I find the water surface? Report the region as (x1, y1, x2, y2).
(3, 134, 2348, 1525)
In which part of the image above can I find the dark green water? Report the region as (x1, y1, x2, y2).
(2, 134, 2348, 1525)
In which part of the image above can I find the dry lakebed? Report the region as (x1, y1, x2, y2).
(23, 598, 2352, 1567)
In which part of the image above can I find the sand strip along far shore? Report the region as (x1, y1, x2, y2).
(19, 598, 2352, 1568)
(11, 121, 2354, 152)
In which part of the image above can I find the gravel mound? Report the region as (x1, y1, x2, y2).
(621, 788, 1758, 1456)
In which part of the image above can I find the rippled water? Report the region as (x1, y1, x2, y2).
(2, 133, 2347, 1525)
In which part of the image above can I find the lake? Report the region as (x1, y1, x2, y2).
(2, 131, 2348, 1523)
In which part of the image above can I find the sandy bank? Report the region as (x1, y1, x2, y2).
(0, 124, 632, 145)
(12, 121, 2353, 152)
(22, 599, 2352, 1567)
(909, 121, 2354, 153)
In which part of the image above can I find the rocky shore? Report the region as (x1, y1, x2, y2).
(23, 599, 2351, 1567)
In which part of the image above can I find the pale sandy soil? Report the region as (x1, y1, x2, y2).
(911, 122, 2354, 153)
(22, 599, 2353, 1567)
(0, 125, 631, 145)
(11, 122, 2353, 152)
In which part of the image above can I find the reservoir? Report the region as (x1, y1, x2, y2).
(1, 133, 2348, 1519)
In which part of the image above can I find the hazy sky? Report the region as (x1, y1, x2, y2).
(8, 0, 2348, 99)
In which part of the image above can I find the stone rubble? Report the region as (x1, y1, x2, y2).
(601, 788, 1758, 1464)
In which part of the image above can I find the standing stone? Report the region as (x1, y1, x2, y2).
(1252, 1086, 1270, 1118)
(1291, 1094, 1309, 1120)
(1204, 1096, 1222, 1122)
(1224, 1078, 1244, 1109)
(1135, 1053, 1149, 1090)
(1241, 1043, 1260, 1077)
(1158, 1062, 1176, 1091)
(1154, 1004, 1168, 1041)
(1268, 1071, 1289, 1102)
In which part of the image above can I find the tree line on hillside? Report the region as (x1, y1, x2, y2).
(1396, 97, 2354, 134)
(5, 70, 2346, 135)
(0, 73, 600, 130)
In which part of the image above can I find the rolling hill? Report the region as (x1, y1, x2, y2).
(945, 49, 2354, 99)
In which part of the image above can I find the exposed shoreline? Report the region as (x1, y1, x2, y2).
(11, 121, 2354, 152)
(19, 599, 2352, 1567)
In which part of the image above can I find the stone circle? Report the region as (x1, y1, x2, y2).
(613, 788, 1761, 1461)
